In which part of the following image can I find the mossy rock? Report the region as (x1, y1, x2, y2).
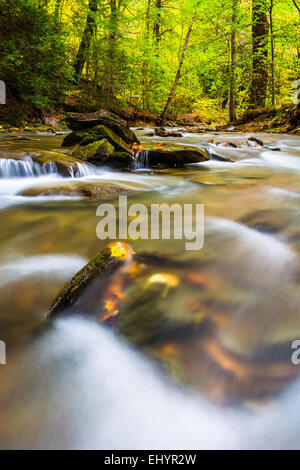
(19, 181, 129, 198)
(73, 139, 115, 163)
(32, 151, 83, 177)
(49, 248, 123, 318)
(72, 138, 135, 168)
(62, 124, 132, 154)
(66, 110, 137, 144)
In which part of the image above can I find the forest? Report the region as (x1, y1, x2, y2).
(0, 0, 299, 127)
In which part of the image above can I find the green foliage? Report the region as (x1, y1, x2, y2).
(0, 0, 299, 120)
(0, 0, 72, 108)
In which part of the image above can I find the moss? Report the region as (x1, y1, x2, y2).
(66, 110, 138, 145)
(73, 139, 115, 163)
(49, 248, 123, 318)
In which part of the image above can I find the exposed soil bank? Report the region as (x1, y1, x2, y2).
(228, 106, 300, 135)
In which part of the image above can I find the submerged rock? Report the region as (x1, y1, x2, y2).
(19, 181, 129, 198)
(239, 209, 293, 234)
(66, 110, 137, 145)
(47, 244, 300, 404)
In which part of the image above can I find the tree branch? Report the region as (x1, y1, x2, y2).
(292, 0, 300, 13)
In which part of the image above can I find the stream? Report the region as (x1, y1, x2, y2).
(0, 128, 300, 449)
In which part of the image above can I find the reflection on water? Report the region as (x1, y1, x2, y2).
(0, 130, 300, 449)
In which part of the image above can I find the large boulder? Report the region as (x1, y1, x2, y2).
(66, 110, 137, 145)
(73, 140, 134, 168)
(62, 125, 132, 154)
(19, 181, 129, 198)
(62, 125, 136, 169)
(145, 147, 210, 167)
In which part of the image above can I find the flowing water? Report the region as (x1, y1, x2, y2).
(0, 128, 300, 449)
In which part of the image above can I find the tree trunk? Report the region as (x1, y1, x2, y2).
(142, 0, 152, 108)
(105, 0, 119, 105)
(160, 11, 197, 124)
(229, 0, 238, 122)
(249, 0, 269, 108)
(74, 0, 98, 82)
(291, 1, 300, 61)
(269, 0, 275, 107)
(153, 0, 162, 46)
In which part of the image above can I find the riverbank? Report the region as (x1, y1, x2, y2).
(0, 103, 299, 135)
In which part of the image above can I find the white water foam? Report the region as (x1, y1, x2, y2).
(261, 151, 300, 171)
(0, 255, 87, 288)
(2, 316, 300, 449)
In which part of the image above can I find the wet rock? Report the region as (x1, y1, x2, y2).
(72, 139, 135, 168)
(0, 151, 31, 161)
(216, 142, 238, 148)
(32, 152, 83, 177)
(248, 136, 264, 147)
(66, 110, 137, 145)
(145, 147, 210, 168)
(209, 152, 234, 163)
(155, 128, 183, 138)
(62, 124, 133, 153)
(19, 181, 129, 198)
(73, 139, 114, 162)
(48, 244, 135, 318)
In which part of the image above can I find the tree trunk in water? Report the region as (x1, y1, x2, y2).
(229, 0, 238, 122)
(160, 11, 197, 124)
(269, 0, 275, 107)
(249, 0, 269, 108)
(74, 0, 98, 82)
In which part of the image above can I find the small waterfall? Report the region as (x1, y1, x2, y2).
(0, 158, 102, 179)
(0, 158, 50, 178)
(133, 150, 150, 169)
(76, 162, 102, 177)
